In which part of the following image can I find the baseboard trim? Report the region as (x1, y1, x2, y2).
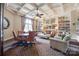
(3, 37, 16, 52)
(4, 36, 14, 41)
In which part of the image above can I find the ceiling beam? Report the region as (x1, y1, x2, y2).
(17, 3, 32, 11)
(48, 3, 65, 16)
(60, 3, 65, 13)
(17, 3, 25, 11)
(31, 3, 45, 8)
(47, 4, 55, 14)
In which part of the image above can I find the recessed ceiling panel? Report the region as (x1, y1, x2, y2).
(53, 6, 64, 16)
(51, 3, 62, 8)
(40, 5, 54, 18)
(7, 3, 22, 10)
(19, 8, 29, 15)
(35, 3, 44, 6)
(63, 3, 76, 12)
(23, 4, 35, 10)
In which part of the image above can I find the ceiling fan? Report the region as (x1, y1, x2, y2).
(35, 7, 44, 18)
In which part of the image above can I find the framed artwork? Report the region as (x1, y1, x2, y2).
(3, 17, 10, 29)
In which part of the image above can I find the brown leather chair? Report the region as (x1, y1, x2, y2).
(12, 31, 21, 41)
(25, 31, 36, 44)
(18, 31, 26, 35)
(12, 31, 28, 46)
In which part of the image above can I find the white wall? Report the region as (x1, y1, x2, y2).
(71, 10, 79, 34)
(13, 14, 22, 34)
(4, 9, 22, 41)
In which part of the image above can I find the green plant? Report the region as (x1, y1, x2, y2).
(61, 34, 65, 40)
(65, 36, 71, 41)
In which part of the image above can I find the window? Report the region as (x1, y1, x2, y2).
(24, 19, 32, 32)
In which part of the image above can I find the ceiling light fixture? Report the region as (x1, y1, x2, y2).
(35, 7, 44, 18)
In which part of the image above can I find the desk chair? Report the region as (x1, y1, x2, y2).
(18, 31, 27, 35)
(12, 31, 28, 47)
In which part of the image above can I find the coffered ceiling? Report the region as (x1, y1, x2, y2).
(5, 3, 79, 19)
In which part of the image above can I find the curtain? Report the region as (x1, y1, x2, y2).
(21, 16, 26, 31)
(21, 16, 33, 32)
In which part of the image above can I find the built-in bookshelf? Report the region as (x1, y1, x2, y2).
(58, 16, 70, 36)
(43, 18, 56, 34)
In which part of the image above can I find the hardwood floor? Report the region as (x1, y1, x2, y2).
(4, 37, 65, 56)
(4, 45, 39, 56)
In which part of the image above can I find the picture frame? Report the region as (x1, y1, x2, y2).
(3, 17, 10, 29)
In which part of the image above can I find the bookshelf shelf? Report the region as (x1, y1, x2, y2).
(42, 18, 56, 34)
(58, 16, 70, 36)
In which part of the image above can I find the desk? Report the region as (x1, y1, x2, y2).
(18, 33, 29, 37)
(16, 32, 35, 46)
(18, 33, 29, 41)
(16, 33, 29, 46)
